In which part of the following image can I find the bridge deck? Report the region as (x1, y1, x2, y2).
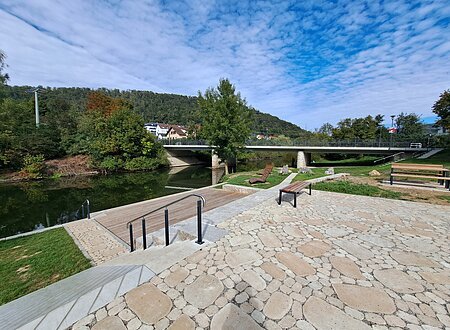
(94, 187, 245, 244)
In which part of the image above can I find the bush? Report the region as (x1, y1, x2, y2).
(20, 154, 46, 179)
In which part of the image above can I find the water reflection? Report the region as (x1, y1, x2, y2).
(0, 166, 211, 238)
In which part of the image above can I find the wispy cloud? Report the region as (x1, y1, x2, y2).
(0, 0, 449, 129)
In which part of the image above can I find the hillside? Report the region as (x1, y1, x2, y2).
(1, 86, 309, 138)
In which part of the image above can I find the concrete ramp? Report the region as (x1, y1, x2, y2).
(417, 148, 444, 159)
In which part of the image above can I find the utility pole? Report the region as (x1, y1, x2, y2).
(27, 88, 42, 128)
(34, 89, 40, 128)
(390, 115, 395, 147)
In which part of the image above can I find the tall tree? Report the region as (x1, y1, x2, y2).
(432, 89, 450, 130)
(197, 79, 252, 174)
(395, 113, 424, 139)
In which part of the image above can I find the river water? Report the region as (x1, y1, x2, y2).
(0, 166, 214, 238)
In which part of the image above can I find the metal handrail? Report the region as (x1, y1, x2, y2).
(76, 199, 91, 219)
(126, 194, 205, 228)
(127, 194, 206, 252)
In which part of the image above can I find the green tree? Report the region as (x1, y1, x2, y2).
(332, 115, 384, 140)
(432, 89, 450, 130)
(395, 113, 424, 140)
(197, 79, 252, 174)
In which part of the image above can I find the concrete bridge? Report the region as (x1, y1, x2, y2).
(163, 143, 429, 168)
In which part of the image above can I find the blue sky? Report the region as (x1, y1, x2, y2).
(0, 0, 448, 129)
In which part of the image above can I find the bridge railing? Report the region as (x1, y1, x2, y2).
(161, 138, 430, 148)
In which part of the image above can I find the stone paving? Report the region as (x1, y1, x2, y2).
(65, 220, 128, 265)
(73, 190, 449, 330)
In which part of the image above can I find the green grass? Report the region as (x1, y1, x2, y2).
(312, 155, 379, 166)
(223, 171, 287, 189)
(399, 149, 450, 168)
(0, 228, 91, 305)
(438, 195, 450, 202)
(313, 180, 405, 199)
(292, 168, 328, 182)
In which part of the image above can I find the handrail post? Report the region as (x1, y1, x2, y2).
(196, 199, 204, 245)
(86, 200, 90, 219)
(142, 217, 147, 250)
(82, 204, 85, 219)
(129, 224, 134, 252)
(164, 208, 169, 246)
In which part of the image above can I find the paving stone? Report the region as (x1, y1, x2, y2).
(340, 221, 369, 231)
(333, 284, 396, 313)
(303, 296, 371, 330)
(91, 316, 126, 330)
(380, 214, 403, 225)
(262, 292, 292, 320)
(127, 317, 142, 330)
(403, 238, 439, 253)
(165, 268, 189, 287)
(211, 303, 263, 329)
(260, 262, 286, 280)
(334, 240, 374, 260)
(419, 271, 450, 285)
(229, 234, 254, 246)
(240, 221, 262, 232)
(298, 241, 331, 258)
(329, 256, 364, 279)
(276, 251, 316, 276)
(241, 269, 267, 291)
(303, 218, 325, 225)
(225, 248, 262, 267)
(125, 283, 172, 325)
(325, 227, 349, 237)
(184, 274, 224, 309)
(390, 251, 439, 267)
(374, 269, 424, 293)
(258, 231, 282, 248)
(283, 225, 305, 238)
(359, 234, 395, 248)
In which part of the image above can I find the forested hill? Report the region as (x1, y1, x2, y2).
(1, 86, 309, 138)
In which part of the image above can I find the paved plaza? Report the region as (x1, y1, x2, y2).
(71, 189, 450, 330)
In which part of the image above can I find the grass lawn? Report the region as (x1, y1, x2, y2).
(312, 155, 379, 166)
(0, 228, 91, 305)
(292, 168, 328, 182)
(438, 195, 450, 202)
(222, 170, 287, 189)
(313, 180, 405, 199)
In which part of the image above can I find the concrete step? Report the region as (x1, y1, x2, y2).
(0, 265, 154, 330)
(102, 240, 205, 274)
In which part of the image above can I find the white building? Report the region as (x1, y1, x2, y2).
(144, 123, 171, 139)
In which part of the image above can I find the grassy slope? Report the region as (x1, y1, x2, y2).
(399, 149, 450, 168)
(223, 171, 286, 189)
(292, 168, 328, 182)
(0, 228, 91, 305)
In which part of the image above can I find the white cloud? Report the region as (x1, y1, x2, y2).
(0, 0, 448, 129)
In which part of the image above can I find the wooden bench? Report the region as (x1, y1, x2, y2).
(390, 163, 450, 190)
(278, 181, 312, 208)
(249, 164, 273, 184)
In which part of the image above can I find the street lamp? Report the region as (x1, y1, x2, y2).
(390, 115, 395, 147)
(27, 88, 43, 128)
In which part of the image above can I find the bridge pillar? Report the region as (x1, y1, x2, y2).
(297, 151, 311, 168)
(211, 151, 221, 168)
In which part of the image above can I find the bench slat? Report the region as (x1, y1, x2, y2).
(391, 174, 450, 180)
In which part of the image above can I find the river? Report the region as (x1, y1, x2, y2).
(0, 166, 215, 238)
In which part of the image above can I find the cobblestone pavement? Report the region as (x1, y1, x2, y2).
(73, 190, 450, 329)
(66, 220, 128, 265)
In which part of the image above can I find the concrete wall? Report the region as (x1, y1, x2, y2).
(165, 150, 207, 167)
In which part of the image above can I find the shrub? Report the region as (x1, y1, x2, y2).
(124, 156, 163, 171)
(20, 154, 46, 179)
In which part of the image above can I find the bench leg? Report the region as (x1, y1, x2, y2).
(390, 175, 393, 185)
(278, 191, 282, 205)
(309, 184, 312, 195)
(445, 181, 450, 189)
(294, 192, 297, 208)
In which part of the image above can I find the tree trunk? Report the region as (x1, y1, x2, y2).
(224, 160, 229, 175)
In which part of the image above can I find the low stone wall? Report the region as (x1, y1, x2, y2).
(222, 184, 260, 194)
